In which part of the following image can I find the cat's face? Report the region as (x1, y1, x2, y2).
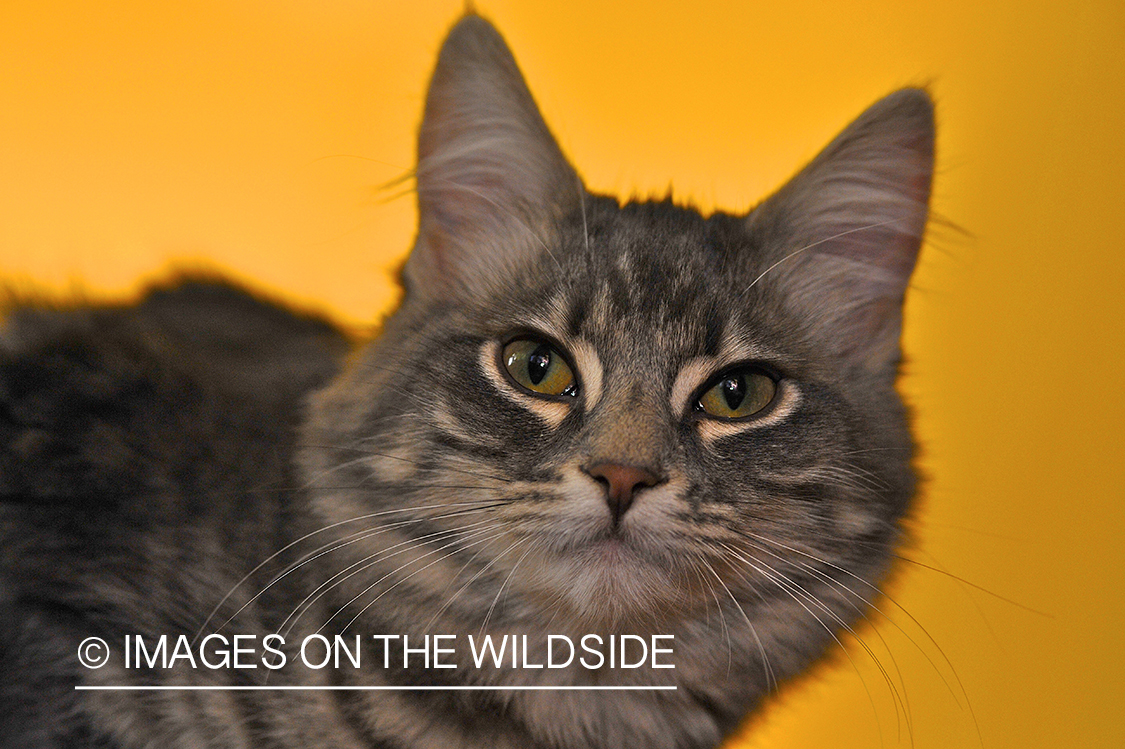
(302, 15, 930, 653)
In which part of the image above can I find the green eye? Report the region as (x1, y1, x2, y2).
(501, 338, 578, 397)
(697, 367, 777, 419)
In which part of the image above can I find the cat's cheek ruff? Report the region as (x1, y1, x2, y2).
(695, 381, 801, 445)
(479, 341, 572, 428)
(426, 391, 507, 451)
(364, 438, 423, 484)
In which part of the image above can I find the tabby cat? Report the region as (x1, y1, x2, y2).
(0, 13, 934, 749)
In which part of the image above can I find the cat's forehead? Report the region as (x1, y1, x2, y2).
(495, 199, 772, 369)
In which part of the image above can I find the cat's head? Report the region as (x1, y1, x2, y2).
(303, 15, 932, 640)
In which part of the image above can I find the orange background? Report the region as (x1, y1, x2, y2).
(2, 1, 1123, 747)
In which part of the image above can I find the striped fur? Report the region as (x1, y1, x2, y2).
(0, 13, 933, 749)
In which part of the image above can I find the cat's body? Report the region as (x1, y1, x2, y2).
(0, 14, 934, 749)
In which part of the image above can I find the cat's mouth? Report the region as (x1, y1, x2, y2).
(586, 533, 637, 564)
(509, 523, 697, 627)
(546, 510, 663, 564)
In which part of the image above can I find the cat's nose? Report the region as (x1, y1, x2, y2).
(584, 463, 662, 524)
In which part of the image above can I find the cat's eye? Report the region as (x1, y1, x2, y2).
(501, 338, 578, 398)
(696, 367, 777, 420)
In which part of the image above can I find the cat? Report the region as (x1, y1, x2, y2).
(0, 12, 933, 749)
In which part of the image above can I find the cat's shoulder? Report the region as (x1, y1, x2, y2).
(0, 275, 349, 511)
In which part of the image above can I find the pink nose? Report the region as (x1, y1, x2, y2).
(584, 463, 661, 524)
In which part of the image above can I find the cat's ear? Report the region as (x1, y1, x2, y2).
(404, 14, 581, 302)
(745, 88, 934, 371)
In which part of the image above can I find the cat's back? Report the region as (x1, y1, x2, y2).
(0, 277, 348, 510)
(0, 277, 348, 498)
(0, 278, 348, 745)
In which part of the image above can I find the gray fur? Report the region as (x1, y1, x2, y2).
(0, 14, 933, 749)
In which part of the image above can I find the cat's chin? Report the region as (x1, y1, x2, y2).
(516, 532, 697, 630)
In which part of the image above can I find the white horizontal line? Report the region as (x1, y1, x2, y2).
(75, 685, 676, 691)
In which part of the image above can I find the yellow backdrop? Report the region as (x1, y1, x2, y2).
(2, 1, 1122, 747)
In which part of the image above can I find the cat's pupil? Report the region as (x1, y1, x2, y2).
(722, 376, 746, 410)
(528, 345, 552, 385)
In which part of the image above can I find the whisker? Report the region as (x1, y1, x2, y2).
(695, 553, 776, 693)
(738, 537, 918, 728)
(335, 528, 512, 636)
(288, 520, 503, 638)
(713, 542, 887, 741)
(478, 540, 533, 637)
(422, 536, 518, 633)
(698, 560, 733, 675)
(894, 554, 1051, 617)
(301, 443, 514, 485)
(262, 506, 503, 633)
(195, 500, 502, 642)
(718, 541, 909, 743)
(740, 218, 905, 298)
(743, 530, 983, 745)
(577, 177, 590, 255)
